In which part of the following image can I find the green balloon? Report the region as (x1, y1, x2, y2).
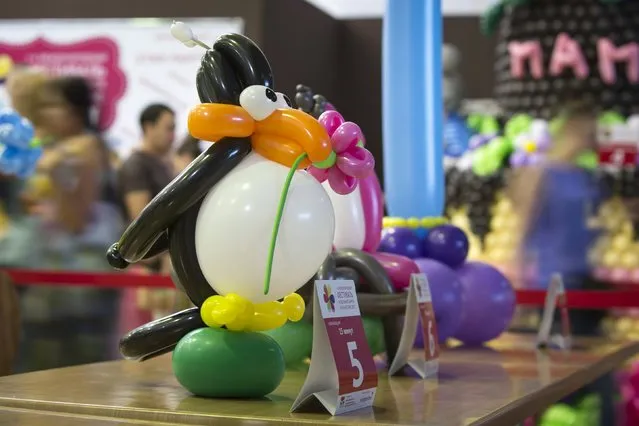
(362, 316, 385, 355)
(487, 137, 510, 158)
(599, 111, 625, 126)
(575, 151, 598, 170)
(480, 116, 500, 135)
(505, 114, 533, 140)
(263, 321, 313, 367)
(540, 404, 579, 426)
(172, 328, 285, 398)
(467, 114, 483, 131)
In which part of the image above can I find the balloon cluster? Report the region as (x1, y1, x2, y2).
(294, 84, 335, 119)
(379, 221, 516, 345)
(0, 108, 42, 178)
(538, 395, 600, 426)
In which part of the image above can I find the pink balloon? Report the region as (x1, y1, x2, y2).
(332, 122, 362, 153)
(307, 166, 328, 182)
(337, 146, 375, 178)
(318, 110, 343, 136)
(370, 252, 419, 291)
(359, 173, 384, 253)
(327, 166, 357, 195)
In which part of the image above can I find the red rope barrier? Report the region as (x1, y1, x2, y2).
(4, 269, 173, 289)
(6, 269, 639, 309)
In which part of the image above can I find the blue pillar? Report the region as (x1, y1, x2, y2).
(382, 0, 444, 218)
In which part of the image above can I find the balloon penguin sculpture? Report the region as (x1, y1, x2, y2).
(294, 86, 418, 364)
(108, 24, 372, 398)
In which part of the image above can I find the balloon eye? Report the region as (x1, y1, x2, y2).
(276, 92, 292, 109)
(239, 85, 279, 121)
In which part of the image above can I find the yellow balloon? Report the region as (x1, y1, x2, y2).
(406, 217, 420, 229)
(283, 293, 305, 322)
(383, 217, 406, 228)
(200, 296, 225, 328)
(621, 251, 639, 269)
(484, 233, 499, 250)
(226, 300, 255, 331)
(613, 234, 632, 251)
(250, 301, 287, 331)
(602, 250, 620, 268)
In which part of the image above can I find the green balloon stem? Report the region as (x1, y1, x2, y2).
(264, 152, 308, 296)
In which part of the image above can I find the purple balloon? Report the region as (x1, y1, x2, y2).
(413, 258, 463, 345)
(423, 225, 469, 268)
(510, 150, 528, 168)
(453, 262, 516, 345)
(379, 227, 424, 259)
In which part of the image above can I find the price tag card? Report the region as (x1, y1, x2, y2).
(388, 273, 439, 378)
(599, 145, 638, 167)
(537, 273, 571, 350)
(291, 280, 377, 415)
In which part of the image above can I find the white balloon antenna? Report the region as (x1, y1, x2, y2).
(170, 21, 211, 50)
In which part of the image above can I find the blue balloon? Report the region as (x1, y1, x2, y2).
(444, 114, 471, 158)
(0, 145, 22, 175)
(383, 0, 444, 218)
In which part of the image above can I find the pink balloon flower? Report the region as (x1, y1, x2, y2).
(307, 110, 375, 195)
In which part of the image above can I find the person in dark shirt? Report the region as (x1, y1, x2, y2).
(117, 103, 175, 272)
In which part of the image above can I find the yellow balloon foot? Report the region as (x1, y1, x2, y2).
(200, 293, 306, 332)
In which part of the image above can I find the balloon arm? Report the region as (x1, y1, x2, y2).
(142, 232, 170, 259)
(360, 174, 384, 253)
(110, 138, 252, 266)
(119, 307, 205, 360)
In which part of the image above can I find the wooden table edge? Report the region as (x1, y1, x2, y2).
(0, 406, 191, 426)
(2, 341, 638, 426)
(470, 341, 639, 426)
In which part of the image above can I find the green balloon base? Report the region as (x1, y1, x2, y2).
(262, 321, 312, 367)
(172, 327, 286, 398)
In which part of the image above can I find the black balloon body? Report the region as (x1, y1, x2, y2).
(494, 0, 639, 119)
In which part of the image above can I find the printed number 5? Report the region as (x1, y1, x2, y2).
(611, 149, 625, 165)
(427, 321, 436, 357)
(347, 341, 363, 388)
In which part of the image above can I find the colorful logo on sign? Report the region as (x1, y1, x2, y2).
(323, 284, 335, 312)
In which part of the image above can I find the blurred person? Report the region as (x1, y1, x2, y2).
(2, 65, 48, 217)
(16, 76, 123, 372)
(116, 104, 175, 327)
(118, 103, 175, 222)
(509, 100, 614, 425)
(172, 134, 202, 174)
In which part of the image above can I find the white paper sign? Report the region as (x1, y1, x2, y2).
(291, 280, 377, 415)
(0, 18, 243, 158)
(388, 273, 439, 378)
(537, 273, 571, 349)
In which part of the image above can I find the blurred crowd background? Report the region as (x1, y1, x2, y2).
(2, 66, 196, 372)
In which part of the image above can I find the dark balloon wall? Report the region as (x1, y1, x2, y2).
(0, 0, 496, 186)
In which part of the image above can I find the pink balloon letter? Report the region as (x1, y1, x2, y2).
(549, 33, 589, 79)
(597, 38, 639, 84)
(508, 40, 544, 79)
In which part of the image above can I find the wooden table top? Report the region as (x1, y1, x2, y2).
(0, 334, 636, 426)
